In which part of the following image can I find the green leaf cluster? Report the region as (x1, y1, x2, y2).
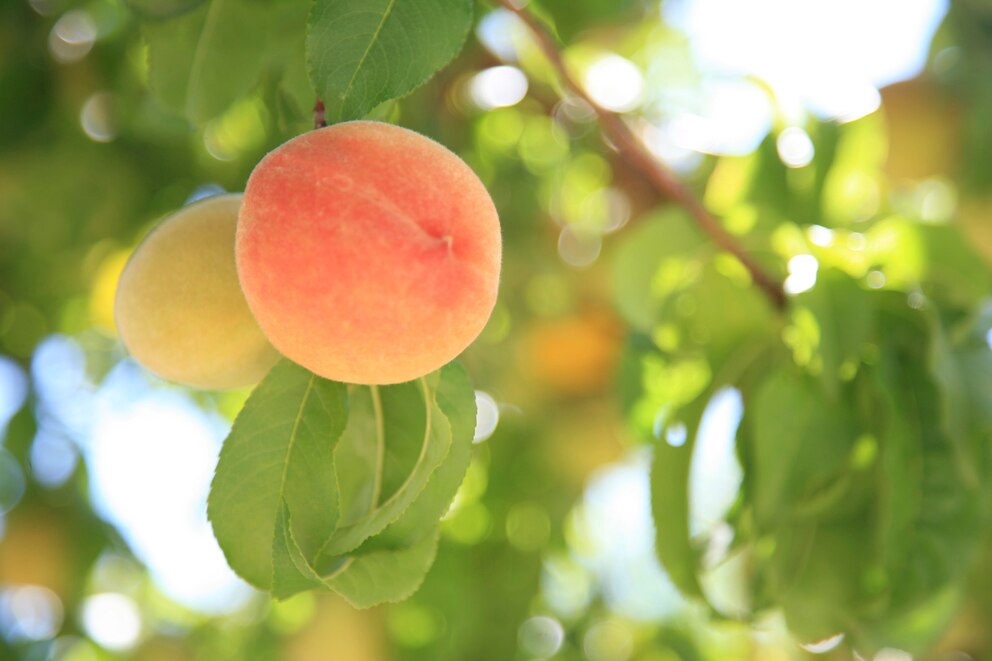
(633, 256, 991, 651)
(136, 0, 473, 127)
(740, 287, 986, 651)
(611, 144, 992, 649)
(208, 360, 477, 607)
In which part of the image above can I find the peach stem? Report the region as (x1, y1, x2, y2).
(314, 98, 327, 129)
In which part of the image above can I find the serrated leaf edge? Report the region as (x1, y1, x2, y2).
(280, 500, 438, 609)
(317, 376, 448, 557)
(305, 0, 474, 122)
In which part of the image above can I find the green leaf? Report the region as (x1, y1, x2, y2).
(274, 502, 440, 607)
(916, 223, 992, 308)
(649, 338, 775, 604)
(773, 519, 874, 643)
(144, 0, 310, 123)
(650, 395, 708, 600)
(317, 377, 453, 559)
(369, 361, 476, 549)
(125, 0, 205, 20)
(790, 268, 873, 396)
(872, 302, 981, 605)
(326, 528, 440, 608)
(869, 218, 991, 308)
(306, 0, 473, 123)
(610, 209, 704, 332)
(929, 304, 992, 485)
(925, 309, 986, 491)
(748, 370, 856, 528)
(208, 360, 348, 590)
(272, 502, 321, 599)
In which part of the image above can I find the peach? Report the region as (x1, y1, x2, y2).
(236, 121, 501, 384)
(115, 194, 280, 389)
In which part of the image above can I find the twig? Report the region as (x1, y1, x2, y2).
(496, 0, 786, 310)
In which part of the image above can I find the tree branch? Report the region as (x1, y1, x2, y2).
(495, 0, 786, 310)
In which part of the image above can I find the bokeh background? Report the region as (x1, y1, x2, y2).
(3, 0, 992, 658)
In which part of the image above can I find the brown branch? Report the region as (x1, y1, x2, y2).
(495, 0, 786, 310)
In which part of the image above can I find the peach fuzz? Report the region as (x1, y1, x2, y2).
(236, 121, 501, 385)
(115, 194, 280, 390)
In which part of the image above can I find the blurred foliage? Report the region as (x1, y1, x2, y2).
(5, 0, 992, 659)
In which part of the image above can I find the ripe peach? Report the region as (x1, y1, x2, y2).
(236, 121, 501, 384)
(115, 194, 280, 389)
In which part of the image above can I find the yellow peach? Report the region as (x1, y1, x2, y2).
(115, 194, 279, 389)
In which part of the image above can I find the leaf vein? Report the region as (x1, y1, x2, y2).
(338, 0, 396, 104)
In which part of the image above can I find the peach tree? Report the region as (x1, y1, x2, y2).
(107, 0, 992, 655)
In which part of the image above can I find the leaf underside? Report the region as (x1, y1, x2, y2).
(209, 360, 475, 607)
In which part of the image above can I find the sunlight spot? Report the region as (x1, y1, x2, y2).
(784, 254, 819, 294)
(29, 0, 57, 16)
(81, 593, 141, 651)
(639, 121, 705, 172)
(801, 633, 846, 654)
(690, 388, 743, 536)
(30, 430, 79, 488)
(470, 66, 528, 110)
(506, 502, 551, 552)
(268, 593, 316, 635)
(80, 92, 117, 143)
(202, 98, 267, 162)
(813, 80, 881, 123)
(664, 422, 687, 448)
(918, 179, 956, 223)
(31, 335, 87, 405)
(49, 10, 96, 63)
(186, 184, 226, 204)
(558, 226, 602, 268)
(807, 224, 834, 247)
(585, 55, 643, 113)
(518, 615, 564, 659)
(387, 601, 444, 648)
(0, 586, 63, 643)
(598, 188, 632, 233)
(473, 390, 499, 443)
(583, 619, 634, 661)
(476, 9, 523, 61)
(541, 553, 593, 618)
(847, 232, 867, 251)
(777, 127, 815, 168)
(664, 0, 946, 120)
(554, 95, 598, 127)
(663, 81, 772, 156)
(701, 521, 734, 568)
